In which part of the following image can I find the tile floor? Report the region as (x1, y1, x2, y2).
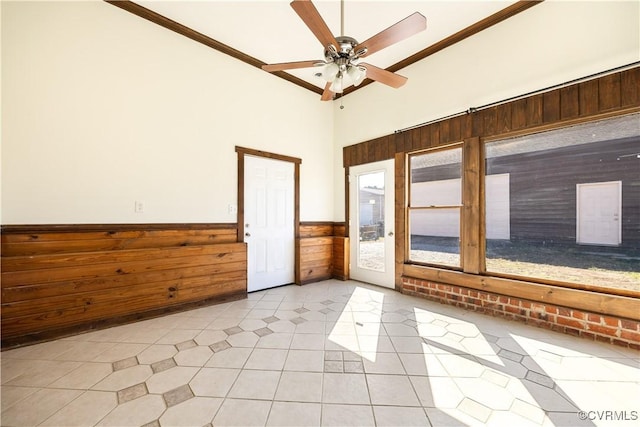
(1, 280, 639, 427)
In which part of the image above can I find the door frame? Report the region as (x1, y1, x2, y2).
(348, 159, 395, 289)
(235, 146, 302, 284)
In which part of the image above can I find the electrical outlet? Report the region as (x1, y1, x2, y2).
(228, 204, 238, 214)
(135, 200, 144, 213)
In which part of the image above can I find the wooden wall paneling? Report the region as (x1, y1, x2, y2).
(1, 228, 237, 257)
(511, 98, 527, 130)
(496, 103, 512, 134)
(407, 130, 416, 152)
(298, 237, 333, 284)
(380, 136, 390, 161)
(543, 89, 561, 123)
(482, 107, 497, 136)
(472, 109, 485, 136)
(393, 132, 405, 154)
(461, 137, 482, 274)
(415, 125, 425, 150)
(332, 237, 350, 280)
(579, 79, 599, 116)
(342, 146, 351, 168)
(461, 113, 474, 139)
(394, 152, 406, 290)
(560, 85, 580, 120)
(333, 223, 346, 238)
(2, 263, 246, 304)
(299, 223, 334, 238)
(344, 68, 639, 169)
(356, 142, 367, 166)
(449, 116, 462, 142)
(526, 94, 544, 127)
(298, 222, 348, 284)
(385, 135, 394, 159)
(428, 123, 440, 149)
(403, 131, 413, 152)
(439, 119, 451, 144)
(2, 271, 246, 323)
(1, 225, 247, 347)
(410, 130, 418, 152)
(621, 67, 640, 107)
(599, 73, 621, 112)
(1, 243, 245, 277)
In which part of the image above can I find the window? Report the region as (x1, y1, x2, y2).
(408, 145, 463, 268)
(484, 113, 640, 292)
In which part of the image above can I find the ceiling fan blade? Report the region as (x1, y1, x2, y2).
(355, 12, 426, 57)
(290, 0, 339, 50)
(262, 60, 323, 72)
(360, 63, 407, 88)
(321, 82, 334, 101)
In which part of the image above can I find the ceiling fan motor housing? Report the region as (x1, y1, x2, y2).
(325, 36, 360, 64)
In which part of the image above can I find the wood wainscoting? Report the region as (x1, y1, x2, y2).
(1, 224, 246, 349)
(298, 222, 349, 285)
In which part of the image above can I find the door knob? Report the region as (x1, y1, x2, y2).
(245, 232, 251, 237)
(388, 231, 394, 237)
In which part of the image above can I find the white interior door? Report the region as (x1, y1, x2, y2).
(349, 159, 395, 288)
(577, 181, 621, 246)
(244, 155, 295, 292)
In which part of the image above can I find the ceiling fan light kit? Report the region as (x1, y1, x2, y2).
(261, 0, 427, 101)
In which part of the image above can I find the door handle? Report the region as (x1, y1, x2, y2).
(388, 231, 394, 237)
(245, 232, 251, 237)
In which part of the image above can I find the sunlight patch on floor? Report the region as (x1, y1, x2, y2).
(328, 286, 384, 362)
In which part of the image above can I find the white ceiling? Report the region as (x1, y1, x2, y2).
(134, 1, 518, 92)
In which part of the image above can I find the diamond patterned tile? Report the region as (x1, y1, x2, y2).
(112, 357, 138, 371)
(262, 316, 280, 324)
(223, 326, 244, 336)
(175, 340, 197, 351)
(254, 327, 274, 337)
(209, 340, 231, 353)
(290, 317, 308, 325)
(117, 383, 148, 404)
(163, 384, 194, 407)
(151, 358, 177, 374)
(3, 280, 639, 427)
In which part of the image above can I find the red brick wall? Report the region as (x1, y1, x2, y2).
(402, 277, 640, 350)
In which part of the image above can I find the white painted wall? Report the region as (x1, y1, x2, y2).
(1, 1, 334, 224)
(333, 0, 640, 221)
(2, 1, 638, 226)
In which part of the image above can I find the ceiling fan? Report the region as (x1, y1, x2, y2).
(262, 0, 427, 101)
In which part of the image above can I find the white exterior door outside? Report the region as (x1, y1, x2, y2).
(244, 155, 295, 292)
(349, 159, 395, 288)
(576, 181, 622, 246)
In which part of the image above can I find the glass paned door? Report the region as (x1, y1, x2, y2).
(349, 159, 395, 288)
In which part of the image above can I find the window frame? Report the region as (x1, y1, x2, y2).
(479, 115, 640, 297)
(406, 143, 465, 270)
